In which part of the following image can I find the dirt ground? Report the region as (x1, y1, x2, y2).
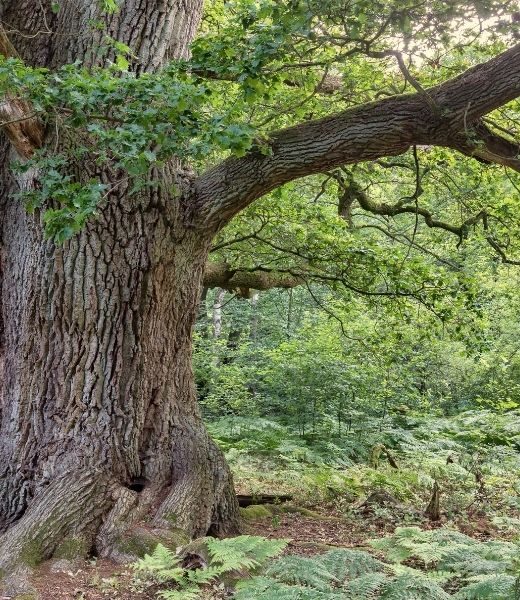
(1, 503, 505, 599)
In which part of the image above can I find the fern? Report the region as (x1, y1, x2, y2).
(235, 548, 455, 599)
(135, 535, 286, 598)
(206, 535, 287, 572)
(262, 548, 387, 592)
(135, 544, 185, 583)
(367, 526, 520, 598)
(343, 572, 388, 599)
(452, 574, 520, 599)
(318, 549, 388, 583)
(371, 526, 519, 579)
(137, 528, 520, 600)
(235, 576, 349, 600)
(264, 554, 339, 590)
(370, 527, 446, 565)
(158, 587, 199, 600)
(378, 573, 450, 599)
(437, 539, 517, 578)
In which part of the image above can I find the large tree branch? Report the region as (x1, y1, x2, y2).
(203, 262, 303, 296)
(450, 121, 520, 170)
(202, 261, 440, 305)
(192, 44, 520, 230)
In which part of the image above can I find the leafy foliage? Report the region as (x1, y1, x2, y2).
(232, 536, 520, 599)
(453, 575, 520, 600)
(206, 535, 287, 571)
(135, 536, 286, 599)
(236, 548, 453, 599)
(370, 527, 520, 598)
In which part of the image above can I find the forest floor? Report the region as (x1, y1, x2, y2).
(16, 501, 507, 600)
(8, 411, 520, 598)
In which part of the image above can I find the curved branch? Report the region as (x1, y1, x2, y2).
(450, 121, 520, 171)
(203, 262, 304, 296)
(337, 171, 520, 264)
(348, 180, 487, 240)
(192, 44, 520, 230)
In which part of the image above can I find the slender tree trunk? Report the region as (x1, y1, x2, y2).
(0, 0, 239, 574)
(249, 292, 260, 341)
(197, 286, 210, 339)
(212, 289, 226, 339)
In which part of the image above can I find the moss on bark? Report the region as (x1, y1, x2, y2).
(53, 536, 89, 560)
(240, 505, 273, 520)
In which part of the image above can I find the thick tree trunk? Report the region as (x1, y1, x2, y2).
(0, 0, 239, 575)
(0, 181, 239, 570)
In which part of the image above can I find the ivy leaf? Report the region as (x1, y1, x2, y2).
(115, 54, 129, 72)
(99, 0, 119, 14)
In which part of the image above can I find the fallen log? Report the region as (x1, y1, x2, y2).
(237, 494, 293, 507)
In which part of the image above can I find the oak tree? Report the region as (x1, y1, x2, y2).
(1, 0, 520, 575)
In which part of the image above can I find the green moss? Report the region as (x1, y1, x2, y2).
(116, 530, 159, 558)
(160, 527, 190, 550)
(14, 594, 39, 600)
(53, 536, 88, 560)
(240, 505, 273, 520)
(19, 541, 44, 568)
(163, 512, 179, 527)
(115, 525, 190, 559)
(270, 504, 343, 521)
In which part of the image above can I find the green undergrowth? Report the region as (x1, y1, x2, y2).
(234, 530, 520, 599)
(135, 530, 520, 599)
(209, 410, 520, 523)
(133, 409, 520, 598)
(134, 535, 287, 599)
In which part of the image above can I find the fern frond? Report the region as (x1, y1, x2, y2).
(318, 549, 387, 584)
(185, 565, 223, 584)
(206, 535, 287, 572)
(135, 543, 184, 583)
(453, 574, 519, 599)
(343, 572, 388, 599)
(265, 554, 338, 591)
(370, 527, 444, 565)
(438, 539, 518, 576)
(379, 573, 451, 599)
(157, 587, 199, 600)
(235, 576, 348, 600)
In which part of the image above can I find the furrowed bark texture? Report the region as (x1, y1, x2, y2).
(0, 0, 239, 574)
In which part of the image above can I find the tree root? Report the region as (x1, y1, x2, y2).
(154, 435, 240, 537)
(0, 437, 240, 583)
(0, 462, 239, 586)
(0, 471, 115, 575)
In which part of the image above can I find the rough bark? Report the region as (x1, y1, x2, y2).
(204, 261, 304, 295)
(0, 0, 239, 577)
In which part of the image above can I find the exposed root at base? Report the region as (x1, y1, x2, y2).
(0, 462, 240, 583)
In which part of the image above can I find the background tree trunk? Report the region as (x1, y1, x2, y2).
(212, 289, 226, 339)
(0, 0, 239, 573)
